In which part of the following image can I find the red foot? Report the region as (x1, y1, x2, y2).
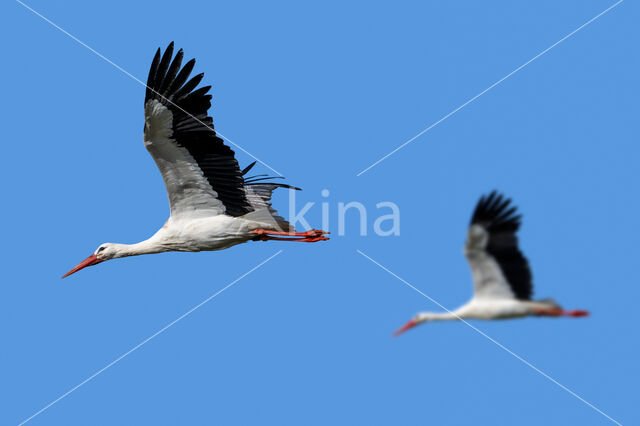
(250, 228, 329, 243)
(290, 236, 329, 242)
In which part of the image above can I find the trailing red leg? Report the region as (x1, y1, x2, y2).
(250, 228, 329, 243)
(534, 308, 590, 317)
(251, 228, 329, 241)
(533, 307, 564, 316)
(250, 228, 328, 237)
(564, 310, 590, 317)
(258, 235, 329, 242)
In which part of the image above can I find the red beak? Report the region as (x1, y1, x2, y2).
(393, 319, 418, 337)
(62, 254, 104, 278)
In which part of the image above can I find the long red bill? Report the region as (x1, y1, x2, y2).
(62, 254, 104, 278)
(393, 319, 418, 337)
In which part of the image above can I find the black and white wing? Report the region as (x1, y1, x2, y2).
(143, 42, 270, 219)
(240, 162, 296, 232)
(464, 191, 533, 300)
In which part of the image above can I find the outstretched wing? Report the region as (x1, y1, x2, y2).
(143, 42, 252, 218)
(464, 191, 533, 300)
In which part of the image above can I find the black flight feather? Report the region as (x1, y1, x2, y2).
(470, 191, 533, 300)
(145, 43, 298, 216)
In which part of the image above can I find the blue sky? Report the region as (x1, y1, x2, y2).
(1, 1, 637, 424)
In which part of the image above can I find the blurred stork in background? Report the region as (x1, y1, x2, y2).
(395, 191, 588, 336)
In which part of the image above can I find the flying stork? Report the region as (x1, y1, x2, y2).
(394, 191, 588, 335)
(63, 42, 328, 278)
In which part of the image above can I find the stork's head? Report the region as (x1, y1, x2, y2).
(62, 243, 120, 278)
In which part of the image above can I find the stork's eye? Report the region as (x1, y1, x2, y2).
(97, 247, 106, 253)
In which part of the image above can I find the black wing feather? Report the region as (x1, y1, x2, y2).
(158, 49, 183, 94)
(145, 48, 161, 102)
(166, 58, 195, 96)
(155, 43, 174, 90)
(145, 43, 297, 216)
(173, 73, 204, 101)
(470, 191, 533, 300)
(241, 162, 299, 190)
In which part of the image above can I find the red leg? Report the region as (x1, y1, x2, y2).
(534, 308, 564, 317)
(565, 310, 590, 317)
(534, 308, 590, 317)
(251, 228, 329, 243)
(254, 235, 329, 243)
(251, 228, 329, 239)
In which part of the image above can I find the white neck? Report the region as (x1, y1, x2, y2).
(111, 238, 167, 258)
(416, 311, 461, 323)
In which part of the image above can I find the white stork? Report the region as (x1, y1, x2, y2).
(394, 191, 588, 336)
(63, 42, 328, 278)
